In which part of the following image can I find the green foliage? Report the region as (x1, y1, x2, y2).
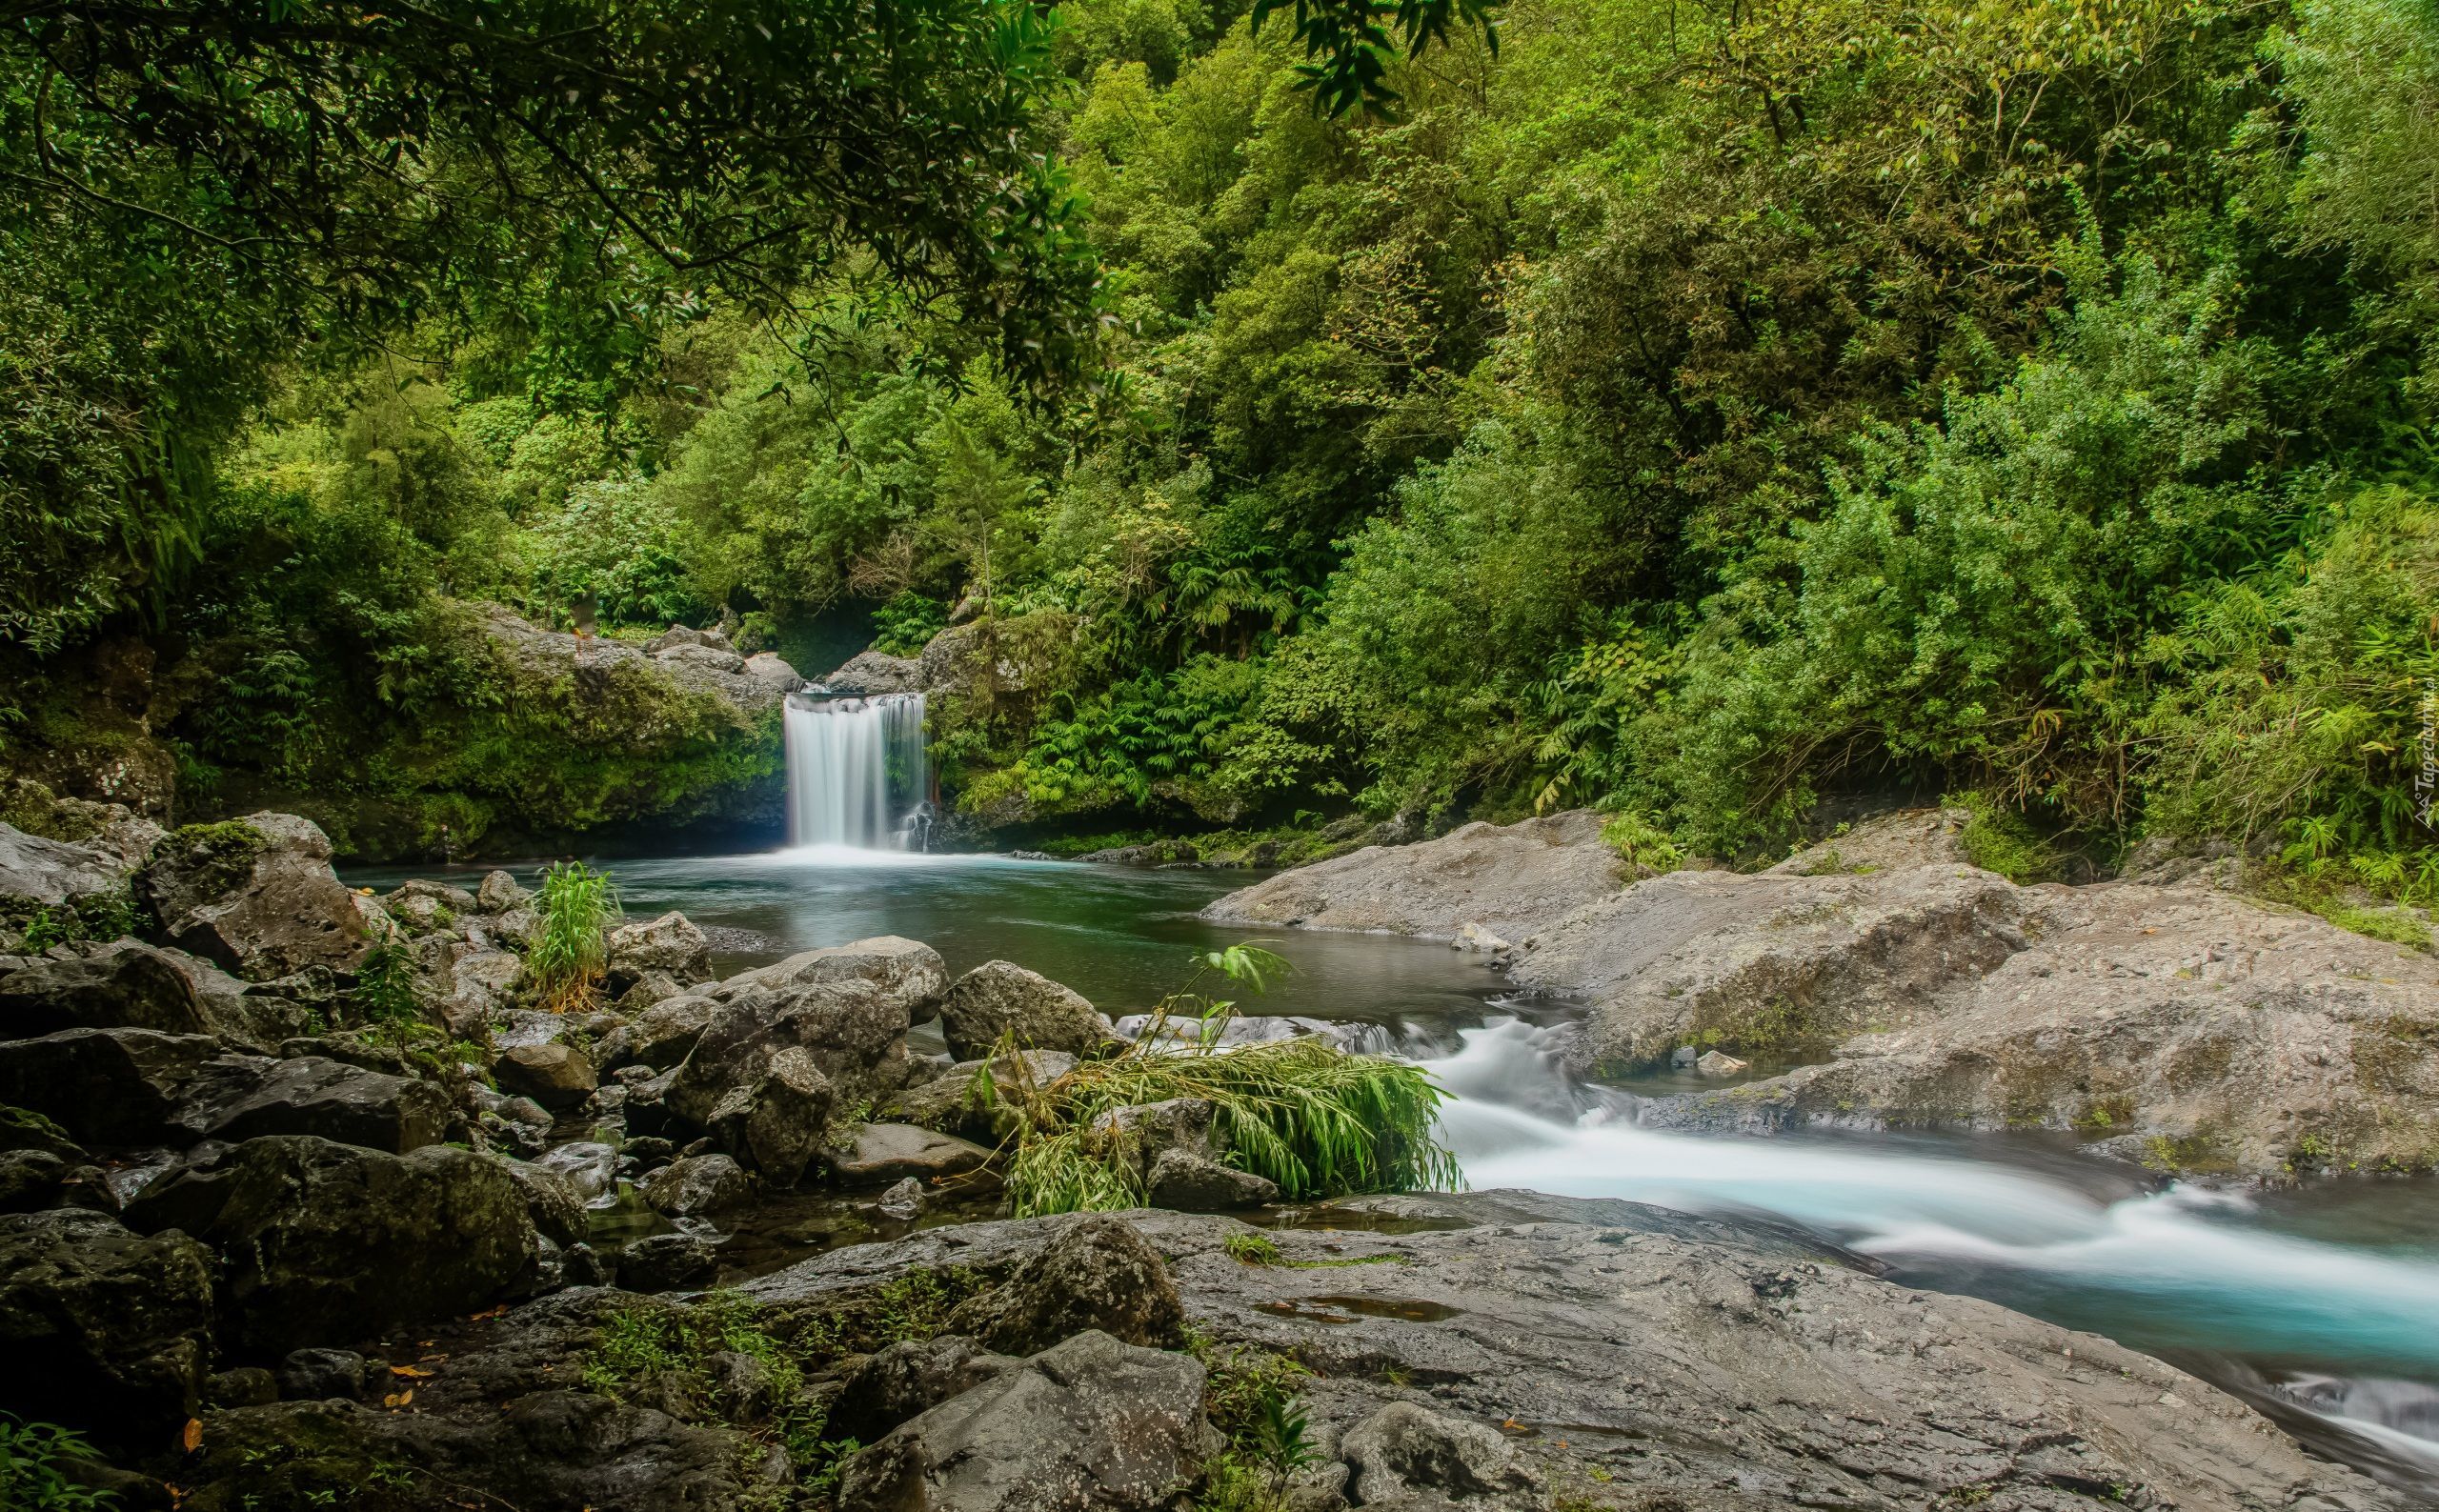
(872, 593, 951, 657)
(1951, 794, 2065, 886)
(352, 941, 424, 1041)
(531, 863, 619, 1013)
(0, 1417, 116, 1511)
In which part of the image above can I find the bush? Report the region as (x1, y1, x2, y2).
(0, 1417, 116, 1511)
(531, 862, 619, 1012)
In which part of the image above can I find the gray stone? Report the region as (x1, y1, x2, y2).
(827, 1334, 1019, 1447)
(877, 1175, 925, 1220)
(1144, 1149, 1278, 1212)
(533, 1140, 620, 1204)
(1339, 1401, 1539, 1506)
(494, 1156, 589, 1248)
(1693, 1049, 1748, 1077)
(836, 1329, 1218, 1512)
(937, 961, 1112, 1059)
(0, 1208, 215, 1449)
(0, 820, 135, 909)
(122, 1135, 540, 1352)
(1202, 810, 1624, 943)
(496, 1040, 597, 1110)
(943, 1213, 1185, 1357)
(638, 1153, 755, 1218)
(606, 911, 713, 991)
(136, 813, 372, 981)
(171, 1053, 452, 1154)
(717, 935, 946, 1024)
(615, 970, 688, 1013)
(618, 1232, 717, 1293)
(827, 1122, 993, 1185)
(0, 941, 212, 1039)
(885, 1051, 1075, 1141)
(276, 1347, 367, 1401)
(600, 993, 717, 1070)
(475, 869, 530, 913)
(707, 1044, 834, 1187)
(0, 1028, 220, 1147)
(820, 650, 925, 696)
(209, 1364, 280, 1407)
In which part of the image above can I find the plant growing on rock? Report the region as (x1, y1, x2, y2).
(531, 862, 619, 1013)
(997, 947, 1460, 1216)
(0, 1416, 116, 1511)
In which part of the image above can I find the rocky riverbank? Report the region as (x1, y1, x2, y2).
(0, 802, 2422, 1509)
(1205, 808, 2439, 1181)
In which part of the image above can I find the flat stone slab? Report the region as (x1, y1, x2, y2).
(827, 1122, 991, 1185)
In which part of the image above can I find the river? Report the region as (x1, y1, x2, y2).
(348, 845, 2439, 1500)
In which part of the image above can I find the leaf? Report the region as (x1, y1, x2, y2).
(390, 1364, 434, 1378)
(182, 1418, 204, 1452)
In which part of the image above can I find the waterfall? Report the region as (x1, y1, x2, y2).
(782, 692, 931, 849)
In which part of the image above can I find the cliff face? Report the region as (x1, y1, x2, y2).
(8, 607, 802, 863)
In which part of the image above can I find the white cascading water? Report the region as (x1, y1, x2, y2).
(1415, 1016, 2439, 1493)
(782, 693, 929, 849)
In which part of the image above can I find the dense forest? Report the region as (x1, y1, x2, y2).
(4, 0, 2435, 912)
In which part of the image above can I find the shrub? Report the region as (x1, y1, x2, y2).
(531, 861, 619, 1013)
(0, 1417, 116, 1511)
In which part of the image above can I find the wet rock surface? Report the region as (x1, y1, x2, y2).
(0, 1208, 215, 1451)
(138, 813, 372, 980)
(938, 959, 1113, 1058)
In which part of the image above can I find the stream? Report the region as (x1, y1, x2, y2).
(350, 846, 2439, 1501)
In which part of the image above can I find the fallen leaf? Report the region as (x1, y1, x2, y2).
(390, 1364, 434, 1378)
(467, 1304, 508, 1320)
(181, 1419, 203, 1452)
(383, 1388, 415, 1409)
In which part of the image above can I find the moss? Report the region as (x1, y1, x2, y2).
(157, 819, 271, 897)
(1947, 791, 2062, 884)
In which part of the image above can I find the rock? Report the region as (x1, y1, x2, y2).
(1144, 1149, 1278, 1212)
(606, 911, 714, 991)
(1202, 810, 1624, 942)
(496, 1040, 598, 1110)
(0, 1146, 119, 1214)
(761, 1206, 2406, 1512)
(827, 1122, 993, 1185)
(943, 1213, 1185, 1357)
(475, 869, 530, 912)
(1090, 1097, 1218, 1169)
(0, 941, 212, 1039)
(1523, 864, 2439, 1178)
(884, 1051, 1075, 1141)
(820, 650, 925, 696)
(706, 1045, 835, 1186)
(171, 1053, 452, 1153)
(437, 946, 523, 1035)
(1114, 1014, 1393, 1055)
(646, 624, 713, 655)
(378, 878, 476, 935)
(534, 1140, 621, 1205)
(618, 1232, 717, 1292)
(600, 993, 717, 1070)
(877, 1176, 925, 1220)
(1669, 1044, 1697, 1069)
(0, 820, 136, 908)
(827, 1334, 1019, 1446)
(1339, 1401, 1540, 1505)
(638, 1153, 755, 1218)
(275, 1347, 367, 1401)
(615, 970, 687, 1013)
(136, 814, 372, 981)
(0, 1208, 214, 1448)
(1693, 1049, 1748, 1077)
(1513, 863, 2031, 1065)
(122, 1135, 540, 1352)
(495, 1157, 589, 1248)
(0, 1028, 220, 1146)
(718, 935, 946, 1024)
(666, 955, 917, 1146)
(208, 1364, 280, 1407)
(1764, 805, 1974, 877)
(836, 1329, 1218, 1512)
(937, 960, 1112, 1059)
(742, 651, 801, 696)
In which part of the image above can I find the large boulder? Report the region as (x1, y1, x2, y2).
(599, 993, 717, 1070)
(637, 1153, 755, 1218)
(0, 820, 136, 908)
(718, 935, 946, 1024)
(0, 1208, 215, 1449)
(1640, 876, 2439, 1177)
(705, 1044, 835, 1187)
(0, 1028, 221, 1146)
(122, 1135, 540, 1352)
(171, 1053, 453, 1154)
(136, 815, 371, 981)
(942, 1213, 1185, 1357)
(826, 1334, 1019, 1447)
(664, 956, 921, 1141)
(937, 961, 1111, 1060)
(820, 650, 925, 696)
(1143, 1150, 1278, 1212)
(0, 941, 213, 1038)
(825, 1122, 993, 1185)
(495, 1040, 598, 1111)
(1201, 809, 1625, 943)
(885, 1050, 1077, 1142)
(835, 1330, 1218, 1512)
(606, 911, 714, 992)
(1512, 862, 2033, 1065)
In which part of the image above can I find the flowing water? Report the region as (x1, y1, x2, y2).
(349, 847, 2439, 1500)
(782, 693, 931, 849)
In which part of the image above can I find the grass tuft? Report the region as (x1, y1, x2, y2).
(531, 860, 619, 1012)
